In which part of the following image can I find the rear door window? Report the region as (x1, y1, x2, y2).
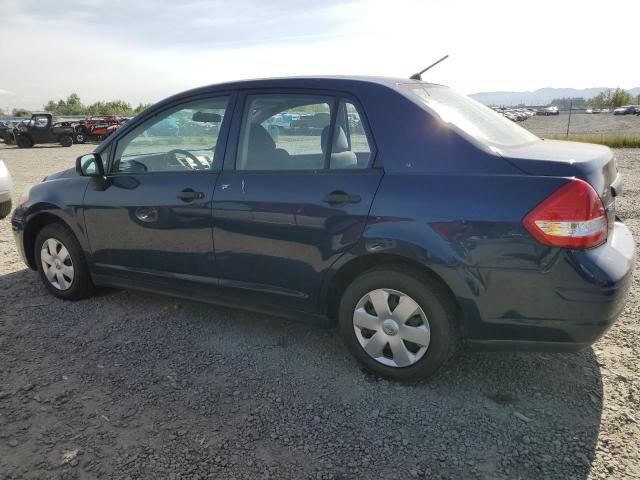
(236, 94, 333, 171)
(236, 94, 375, 171)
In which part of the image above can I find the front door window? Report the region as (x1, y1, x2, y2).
(113, 96, 229, 173)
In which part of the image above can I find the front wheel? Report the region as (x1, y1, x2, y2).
(16, 135, 33, 148)
(339, 266, 458, 381)
(35, 223, 95, 300)
(73, 132, 86, 144)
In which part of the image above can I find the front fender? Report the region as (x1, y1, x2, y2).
(13, 176, 91, 268)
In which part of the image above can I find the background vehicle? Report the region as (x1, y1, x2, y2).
(11, 77, 634, 380)
(613, 105, 638, 115)
(73, 115, 128, 143)
(147, 117, 179, 136)
(14, 113, 75, 148)
(491, 107, 532, 122)
(537, 105, 560, 116)
(0, 119, 28, 145)
(0, 160, 12, 218)
(0, 120, 17, 144)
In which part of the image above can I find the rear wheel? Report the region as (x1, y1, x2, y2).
(16, 135, 33, 148)
(60, 135, 73, 147)
(339, 266, 458, 381)
(73, 132, 86, 144)
(0, 200, 11, 219)
(35, 223, 95, 300)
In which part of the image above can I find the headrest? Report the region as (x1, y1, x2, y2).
(321, 125, 350, 154)
(248, 124, 276, 153)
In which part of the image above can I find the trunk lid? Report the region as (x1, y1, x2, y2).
(499, 139, 619, 230)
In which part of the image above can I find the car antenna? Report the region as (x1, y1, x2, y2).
(410, 54, 449, 81)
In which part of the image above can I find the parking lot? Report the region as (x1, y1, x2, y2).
(0, 143, 639, 479)
(524, 112, 640, 138)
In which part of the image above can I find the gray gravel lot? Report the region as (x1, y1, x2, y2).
(0, 143, 639, 479)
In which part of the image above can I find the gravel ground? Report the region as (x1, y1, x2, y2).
(0, 143, 639, 480)
(523, 113, 640, 138)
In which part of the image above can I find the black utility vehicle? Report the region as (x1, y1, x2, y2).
(14, 113, 75, 148)
(0, 120, 17, 145)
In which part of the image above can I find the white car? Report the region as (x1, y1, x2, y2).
(0, 160, 12, 219)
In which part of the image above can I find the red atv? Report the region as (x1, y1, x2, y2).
(73, 116, 128, 144)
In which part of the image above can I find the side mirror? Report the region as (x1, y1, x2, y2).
(76, 153, 105, 177)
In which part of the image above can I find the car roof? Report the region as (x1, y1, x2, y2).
(165, 75, 441, 100)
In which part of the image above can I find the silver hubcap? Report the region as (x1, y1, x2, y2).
(353, 288, 430, 368)
(40, 238, 74, 290)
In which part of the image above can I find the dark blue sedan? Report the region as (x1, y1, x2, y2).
(11, 77, 635, 380)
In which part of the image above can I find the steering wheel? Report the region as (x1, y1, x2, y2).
(164, 149, 207, 170)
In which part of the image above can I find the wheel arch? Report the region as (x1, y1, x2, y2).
(322, 252, 463, 328)
(22, 211, 79, 270)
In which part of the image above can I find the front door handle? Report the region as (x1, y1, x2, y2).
(323, 191, 361, 205)
(177, 188, 205, 202)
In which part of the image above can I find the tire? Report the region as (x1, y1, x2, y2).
(59, 135, 73, 147)
(0, 199, 11, 219)
(73, 132, 86, 144)
(34, 223, 95, 300)
(338, 266, 458, 381)
(16, 135, 33, 148)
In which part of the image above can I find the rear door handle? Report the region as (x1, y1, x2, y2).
(177, 188, 205, 202)
(323, 191, 361, 205)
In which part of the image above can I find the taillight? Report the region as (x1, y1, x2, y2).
(523, 178, 607, 249)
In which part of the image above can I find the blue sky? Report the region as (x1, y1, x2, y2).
(1, 0, 638, 109)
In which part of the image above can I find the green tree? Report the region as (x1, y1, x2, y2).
(133, 103, 153, 114)
(588, 88, 633, 108)
(43, 94, 154, 116)
(611, 88, 632, 107)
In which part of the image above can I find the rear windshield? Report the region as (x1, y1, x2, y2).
(407, 84, 540, 148)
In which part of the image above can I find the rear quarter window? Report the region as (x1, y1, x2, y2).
(407, 85, 540, 148)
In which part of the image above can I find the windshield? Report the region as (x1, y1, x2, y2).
(407, 84, 539, 148)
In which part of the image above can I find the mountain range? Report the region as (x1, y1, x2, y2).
(470, 87, 640, 106)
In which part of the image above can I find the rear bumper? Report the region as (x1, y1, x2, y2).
(460, 221, 635, 348)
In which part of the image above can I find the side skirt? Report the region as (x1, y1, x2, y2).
(91, 273, 332, 327)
